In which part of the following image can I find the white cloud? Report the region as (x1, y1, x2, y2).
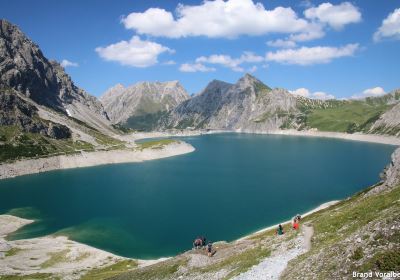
(248, 66, 258, 73)
(60, 59, 78, 68)
(290, 88, 335, 100)
(290, 88, 310, 98)
(351, 87, 386, 99)
(121, 0, 309, 38)
(267, 39, 297, 48)
(373, 8, 400, 42)
(267, 3, 360, 46)
(195, 52, 265, 72)
(304, 2, 361, 30)
(363, 87, 386, 96)
(95, 36, 173, 67)
(312, 91, 335, 100)
(288, 23, 325, 42)
(179, 63, 216, 72)
(266, 43, 359, 65)
(163, 60, 176, 65)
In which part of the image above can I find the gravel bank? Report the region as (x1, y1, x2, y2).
(0, 141, 195, 180)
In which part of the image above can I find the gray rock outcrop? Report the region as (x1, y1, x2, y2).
(0, 87, 71, 139)
(0, 19, 112, 133)
(100, 81, 189, 129)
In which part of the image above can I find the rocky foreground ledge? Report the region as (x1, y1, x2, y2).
(0, 141, 195, 180)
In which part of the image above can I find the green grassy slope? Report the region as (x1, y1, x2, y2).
(282, 184, 400, 279)
(0, 126, 94, 162)
(304, 101, 393, 133)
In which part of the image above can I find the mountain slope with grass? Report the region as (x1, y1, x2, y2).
(156, 74, 400, 137)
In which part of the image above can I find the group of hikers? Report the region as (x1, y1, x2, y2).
(193, 236, 214, 257)
(276, 214, 302, 235)
(192, 214, 302, 257)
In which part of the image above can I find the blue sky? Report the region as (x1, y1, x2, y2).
(1, 0, 399, 99)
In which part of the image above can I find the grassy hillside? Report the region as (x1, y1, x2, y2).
(0, 125, 94, 162)
(282, 184, 400, 279)
(304, 101, 393, 133)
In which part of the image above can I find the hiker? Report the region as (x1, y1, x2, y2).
(276, 224, 284, 235)
(207, 242, 213, 257)
(293, 218, 299, 230)
(201, 236, 206, 246)
(296, 214, 302, 221)
(193, 236, 207, 249)
(193, 237, 202, 249)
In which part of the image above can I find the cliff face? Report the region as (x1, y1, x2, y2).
(0, 87, 71, 139)
(369, 90, 400, 136)
(0, 19, 112, 133)
(100, 81, 189, 130)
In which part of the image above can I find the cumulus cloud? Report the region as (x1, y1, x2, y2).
(290, 88, 335, 100)
(351, 87, 386, 99)
(95, 36, 173, 67)
(248, 66, 258, 73)
(312, 91, 336, 100)
(60, 59, 78, 68)
(373, 8, 400, 42)
(304, 2, 361, 30)
(195, 52, 264, 72)
(267, 3, 361, 46)
(267, 39, 297, 48)
(266, 43, 359, 65)
(179, 63, 216, 72)
(163, 60, 176, 65)
(288, 22, 326, 42)
(121, 0, 309, 38)
(363, 87, 386, 96)
(289, 88, 310, 98)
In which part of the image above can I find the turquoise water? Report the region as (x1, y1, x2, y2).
(0, 133, 396, 259)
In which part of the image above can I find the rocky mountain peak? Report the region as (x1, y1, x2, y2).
(100, 84, 125, 103)
(100, 80, 190, 126)
(237, 73, 259, 85)
(235, 73, 271, 94)
(0, 19, 112, 133)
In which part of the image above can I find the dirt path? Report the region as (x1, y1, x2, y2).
(233, 224, 315, 280)
(302, 224, 314, 251)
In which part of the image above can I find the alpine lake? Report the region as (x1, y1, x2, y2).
(0, 133, 396, 259)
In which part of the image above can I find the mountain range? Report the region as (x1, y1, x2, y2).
(1, 18, 400, 163)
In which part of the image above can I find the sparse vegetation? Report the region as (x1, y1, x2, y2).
(281, 184, 400, 279)
(40, 249, 70, 268)
(202, 246, 271, 279)
(0, 126, 95, 162)
(81, 260, 138, 280)
(5, 247, 21, 257)
(136, 139, 177, 150)
(109, 258, 186, 280)
(0, 273, 57, 280)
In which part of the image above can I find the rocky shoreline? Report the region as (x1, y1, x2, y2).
(0, 215, 167, 279)
(0, 141, 195, 180)
(206, 129, 400, 146)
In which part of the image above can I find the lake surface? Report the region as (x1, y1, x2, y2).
(0, 133, 396, 259)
